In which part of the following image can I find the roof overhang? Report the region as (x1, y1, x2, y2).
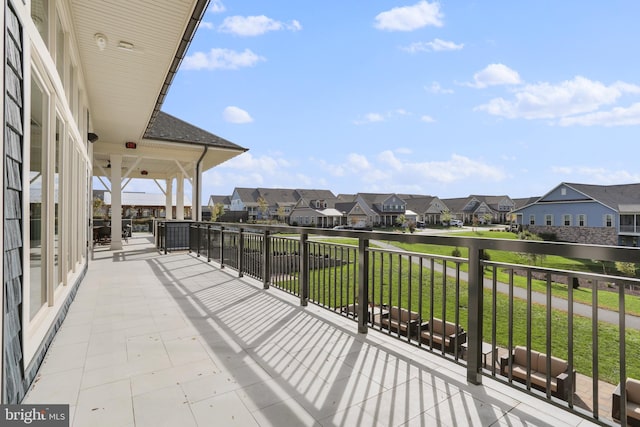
(72, 0, 246, 179)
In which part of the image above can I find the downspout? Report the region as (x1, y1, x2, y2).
(194, 146, 208, 221)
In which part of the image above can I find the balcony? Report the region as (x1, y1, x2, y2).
(24, 223, 639, 426)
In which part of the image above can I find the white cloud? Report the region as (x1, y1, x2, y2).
(401, 39, 463, 53)
(208, 0, 225, 13)
(353, 113, 385, 125)
(374, 1, 443, 31)
(558, 102, 640, 127)
(346, 153, 372, 171)
(421, 115, 435, 123)
(551, 165, 640, 184)
(353, 109, 418, 125)
(468, 63, 521, 89)
(199, 21, 214, 30)
(375, 152, 505, 183)
(476, 76, 640, 120)
(223, 106, 253, 124)
(425, 82, 454, 94)
(182, 48, 265, 70)
(218, 15, 302, 36)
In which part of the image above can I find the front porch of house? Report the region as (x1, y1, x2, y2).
(23, 234, 597, 426)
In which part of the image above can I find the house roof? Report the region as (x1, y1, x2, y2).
(403, 196, 441, 213)
(145, 112, 245, 151)
(512, 196, 541, 209)
(209, 195, 231, 205)
(564, 182, 640, 211)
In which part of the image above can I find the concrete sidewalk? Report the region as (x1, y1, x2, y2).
(23, 234, 598, 426)
(372, 239, 639, 329)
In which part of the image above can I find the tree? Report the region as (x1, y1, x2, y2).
(483, 213, 493, 225)
(616, 261, 637, 278)
(276, 206, 286, 223)
(92, 197, 104, 217)
(441, 210, 452, 226)
(209, 202, 225, 222)
(257, 197, 269, 221)
(517, 231, 546, 266)
(396, 214, 406, 229)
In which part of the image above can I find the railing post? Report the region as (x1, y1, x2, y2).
(263, 229, 271, 289)
(163, 223, 167, 255)
(206, 225, 211, 262)
(300, 232, 309, 306)
(238, 227, 244, 277)
(466, 242, 484, 385)
(220, 226, 225, 269)
(357, 238, 369, 334)
(196, 223, 201, 257)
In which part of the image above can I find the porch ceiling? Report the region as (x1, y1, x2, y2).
(72, 1, 242, 179)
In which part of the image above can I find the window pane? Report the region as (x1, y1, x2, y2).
(31, 0, 49, 45)
(55, 116, 62, 288)
(55, 14, 64, 80)
(30, 78, 47, 319)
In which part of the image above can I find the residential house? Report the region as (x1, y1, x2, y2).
(355, 193, 407, 227)
(400, 195, 449, 225)
(1, 0, 246, 403)
(289, 190, 342, 227)
(442, 195, 515, 224)
(230, 187, 337, 223)
(512, 182, 640, 246)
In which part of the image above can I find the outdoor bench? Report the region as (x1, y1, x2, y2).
(419, 318, 466, 353)
(500, 345, 575, 401)
(612, 377, 640, 426)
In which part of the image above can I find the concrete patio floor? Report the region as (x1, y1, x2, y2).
(23, 234, 600, 426)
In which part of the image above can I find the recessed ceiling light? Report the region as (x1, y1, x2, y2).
(94, 33, 107, 50)
(117, 41, 134, 51)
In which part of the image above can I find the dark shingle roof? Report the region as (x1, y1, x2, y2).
(145, 111, 247, 151)
(565, 183, 640, 210)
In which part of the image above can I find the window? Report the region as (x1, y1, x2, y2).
(54, 116, 63, 288)
(31, 0, 50, 45)
(563, 214, 572, 226)
(605, 214, 614, 227)
(578, 214, 586, 227)
(561, 187, 567, 195)
(529, 214, 535, 225)
(30, 77, 48, 319)
(545, 214, 553, 226)
(55, 13, 65, 80)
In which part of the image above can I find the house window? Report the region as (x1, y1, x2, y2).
(545, 214, 553, 226)
(578, 214, 586, 227)
(561, 187, 567, 195)
(30, 77, 48, 319)
(563, 214, 572, 226)
(529, 215, 535, 225)
(605, 214, 614, 227)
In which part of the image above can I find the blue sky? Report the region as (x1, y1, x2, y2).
(156, 0, 640, 200)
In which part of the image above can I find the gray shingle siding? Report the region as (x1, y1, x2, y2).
(4, 5, 25, 403)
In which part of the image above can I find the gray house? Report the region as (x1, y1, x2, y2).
(442, 195, 515, 225)
(512, 182, 640, 246)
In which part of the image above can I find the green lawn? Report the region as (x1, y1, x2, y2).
(387, 230, 640, 316)
(298, 251, 639, 384)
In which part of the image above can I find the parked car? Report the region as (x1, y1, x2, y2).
(450, 219, 463, 227)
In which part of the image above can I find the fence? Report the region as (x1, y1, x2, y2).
(158, 220, 640, 426)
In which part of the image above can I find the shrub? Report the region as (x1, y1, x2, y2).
(451, 247, 462, 257)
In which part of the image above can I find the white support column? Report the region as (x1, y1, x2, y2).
(176, 172, 185, 220)
(165, 177, 173, 220)
(110, 154, 123, 250)
(194, 163, 203, 221)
